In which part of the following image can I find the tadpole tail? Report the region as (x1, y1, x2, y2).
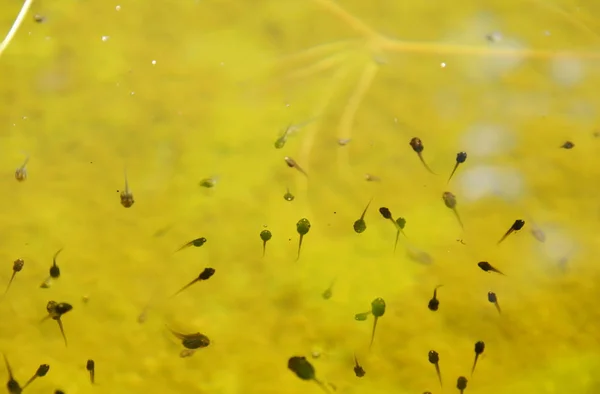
(369, 317, 379, 350)
(452, 208, 464, 229)
(417, 153, 437, 175)
(89, 370, 95, 384)
(3, 354, 14, 380)
(172, 279, 198, 297)
(497, 229, 512, 245)
(360, 198, 374, 220)
(57, 319, 68, 347)
(447, 162, 460, 183)
(471, 354, 479, 377)
(313, 378, 331, 393)
(262, 241, 267, 257)
(394, 230, 400, 253)
(494, 302, 502, 314)
(297, 235, 304, 261)
(22, 375, 37, 390)
(434, 363, 442, 387)
(3, 272, 16, 295)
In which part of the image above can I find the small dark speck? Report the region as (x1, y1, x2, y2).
(116, 190, 120, 193)
(561, 141, 574, 149)
(34, 14, 46, 23)
(288, 238, 291, 241)
(593, 130, 600, 138)
(333, 212, 337, 214)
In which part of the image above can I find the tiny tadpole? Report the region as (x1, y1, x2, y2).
(260, 230, 272, 257)
(120, 170, 134, 208)
(457, 376, 468, 393)
(378, 207, 405, 251)
(283, 187, 295, 201)
(498, 219, 525, 245)
(561, 141, 574, 149)
(448, 151, 467, 183)
(478, 261, 505, 275)
(442, 192, 464, 229)
(369, 298, 386, 349)
(22, 363, 50, 390)
(42, 301, 73, 347)
(4, 259, 24, 296)
(284, 156, 308, 177)
(3, 354, 22, 394)
(488, 291, 501, 314)
(353, 198, 373, 233)
(296, 218, 311, 260)
(321, 278, 336, 300)
(50, 248, 62, 278)
(287, 356, 329, 393)
(167, 326, 210, 349)
(176, 237, 207, 252)
(199, 177, 218, 188)
(428, 350, 442, 387)
(472, 341, 485, 376)
(409, 137, 436, 174)
(353, 354, 365, 377)
(172, 267, 215, 297)
(14, 156, 29, 182)
(86, 360, 95, 384)
(428, 285, 443, 311)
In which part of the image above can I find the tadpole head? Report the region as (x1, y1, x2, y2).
(12, 259, 24, 272)
(487, 292, 497, 303)
(199, 268, 215, 280)
(371, 298, 386, 317)
(456, 376, 468, 390)
(512, 219, 525, 231)
(55, 303, 73, 316)
(428, 350, 439, 364)
(378, 207, 392, 219)
(284, 191, 295, 201)
(474, 341, 485, 354)
(396, 217, 406, 229)
(353, 219, 366, 233)
(85, 360, 94, 372)
(561, 141, 574, 149)
(287, 356, 316, 381)
(428, 298, 439, 311)
(36, 364, 50, 377)
(192, 237, 207, 247)
(456, 151, 467, 163)
(442, 192, 457, 209)
(478, 261, 491, 271)
(260, 230, 272, 242)
(296, 218, 311, 235)
(182, 334, 210, 349)
(410, 137, 424, 153)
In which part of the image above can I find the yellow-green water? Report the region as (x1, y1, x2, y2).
(1, 0, 600, 393)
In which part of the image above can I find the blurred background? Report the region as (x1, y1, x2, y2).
(1, 0, 600, 393)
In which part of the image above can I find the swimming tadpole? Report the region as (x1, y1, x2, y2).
(296, 218, 311, 260)
(409, 137, 436, 174)
(353, 198, 373, 233)
(287, 356, 330, 393)
(260, 230, 272, 257)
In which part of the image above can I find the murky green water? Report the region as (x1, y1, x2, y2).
(1, 0, 600, 393)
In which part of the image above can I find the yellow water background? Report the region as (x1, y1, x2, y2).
(1, 0, 600, 393)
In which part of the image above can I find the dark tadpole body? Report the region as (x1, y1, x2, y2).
(497, 219, 525, 245)
(3, 354, 22, 394)
(448, 151, 467, 183)
(369, 298, 386, 349)
(353, 354, 365, 377)
(488, 291, 501, 314)
(428, 350, 442, 387)
(456, 376, 468, 393)
(86, 360, 95, 384)
(23, 364, 50, 390)
(321, 278, 336, 300)
(478, 261, 505, 275)
(260, 230, 272, 257)
(172, 268, 215, 297)
(287, 356, 330, 392)
(353, 198, 373, 233)
(176, 237, 207, 252)
(296, 218, 311, 260)
(409, 137, 436, 174)
(471, 341, 485, 376)
(560, 141, 574, 149)
(120, 170, 134, 208)
(428, 285, 443, 311)
(42, 301, 73, 347)
(14, 156, 29, 182)
(442, 192, 463, 229)
(4, 259, 24, 295)
(167, 326, 210, 349)
(378, 207, 406, 251)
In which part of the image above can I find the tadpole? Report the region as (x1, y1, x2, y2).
(478, 261, 505, 275)
(42, 301, 73, 347)
(456, 376, 468, 393)
(41, 249, 62, 288)
(409, 137, 436, 174)
(4, 259, 24, 295)
(369, 298, 386, 349)
(167, 326, 210, 349)
(497, 219, 525, 245)
(284, 187, 295, 201)
(321, 278, 336, 300)
(14, 156, 29, 182)
(560, 141, 574, 149)
(487, 291, 501, 314)
(86, 360, 95, 384)
(471, 341, 485, 376)
(428, 285, 443, 311)
(379, 207, 405, 250)
(442, 192, 463, 229)
(3, 354, 22, 394)
(22, 363, 50, 390)
(296, 218, 311, 260)
(287, 356, 330, 393)
(172, 267, 215, 297)
(260, 230, 272, 257)
(448, 152, 467, 183)
(353, 354, 365, 377)
(353, 198, 372, 233)
(393, 217, 407, 252)
(176, 237, 207, 252)
(428, 350, 442, 387)
(120, 170, 134, 208)
(284, 156, 308, 177)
